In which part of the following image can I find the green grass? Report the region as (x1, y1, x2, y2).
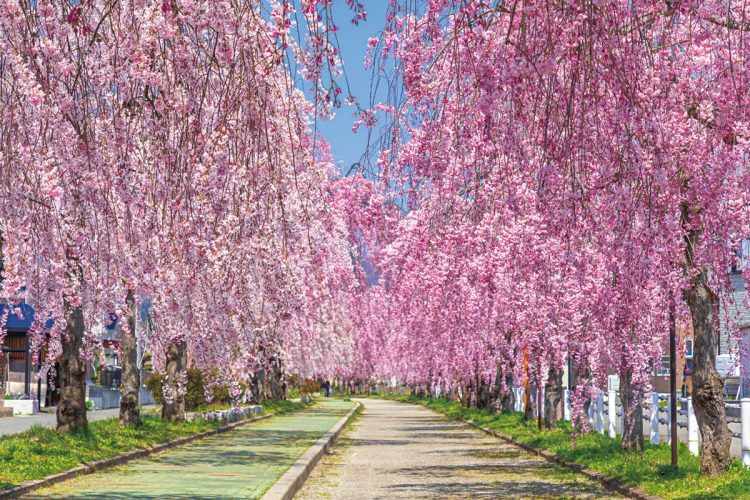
(375, 394, 750, 499)
(287, 387, 301, 399)
(258, 399, 310, 414)
(0, 399, 307, 490)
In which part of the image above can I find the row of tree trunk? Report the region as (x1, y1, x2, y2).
(420, 338, 727, 476)
(413, 362, 646, 455)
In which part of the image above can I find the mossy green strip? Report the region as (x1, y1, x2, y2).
(0, 400, 305, 491)
(29, 399, 353, 499)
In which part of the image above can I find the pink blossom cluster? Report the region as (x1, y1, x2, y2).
(0, 1, 360, 391)
(347, 0, 750, 414)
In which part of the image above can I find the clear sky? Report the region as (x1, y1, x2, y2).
(308, 1, 391, 175)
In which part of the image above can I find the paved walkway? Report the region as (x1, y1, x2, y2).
(298, 398, 617, 499)
(0, 405, 157, 436)
(27, 399, 354, 499)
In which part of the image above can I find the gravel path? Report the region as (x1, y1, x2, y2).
(298, 398, 617, 499)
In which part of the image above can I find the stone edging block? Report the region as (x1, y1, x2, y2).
(0, 412, 275, 499)
(261, 401, 361, 500)
(186, 405, 263, 424)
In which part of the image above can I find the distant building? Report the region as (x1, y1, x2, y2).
(718, 240, 750, 398)
(1, 302, 151, 411)
(0, 303, 51, 403)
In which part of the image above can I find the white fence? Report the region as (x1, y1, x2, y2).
(512, 386, 750, 467)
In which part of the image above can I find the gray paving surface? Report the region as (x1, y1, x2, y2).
(0, 405, 156, 435)
(298, 398, 616, 499)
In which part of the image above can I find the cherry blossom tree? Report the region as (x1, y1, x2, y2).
(0, 0, 361, 428)
(355, 0, 750, 474)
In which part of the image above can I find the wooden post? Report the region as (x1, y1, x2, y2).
(670, 298, 678, 466)
(537, 381, 542, 430)
(523, 350, 530, 416)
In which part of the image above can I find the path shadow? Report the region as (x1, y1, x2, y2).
(385, 479, 608, 499)
(346, 438, 413, 446)
(398, 424, 462, 432)
(401, 431, 477, 441)
(396, 463, 550, 478)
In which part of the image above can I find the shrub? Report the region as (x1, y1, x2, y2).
(208, 382, 230, 405)
(287, 388, 301, 399)
(144, 369, 232, 410)
(144, 373, 164, 405)
(185, 369, 205, 410)
(301, 378, 320, 396)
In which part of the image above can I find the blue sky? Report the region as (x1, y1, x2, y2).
(307, 1, 391, 175)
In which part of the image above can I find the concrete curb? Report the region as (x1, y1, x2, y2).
(464, 421, 662, 500)
(262, 401, 361, 500)
(0, 411, 277, 499)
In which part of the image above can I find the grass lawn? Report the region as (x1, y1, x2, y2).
(0, 399, 306, 490)
(375, 394, 750, 500)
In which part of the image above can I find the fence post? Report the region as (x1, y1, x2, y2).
(564, 389, 571, 421)
(687, 396, 699, 456)
(596, 393, 605, 434)
(742, 398, 750, 467)
(519, 388, 523, 412)
(608, 390, 616, 438)
(667, 394, 672, 445)
(650, 392, 659, 445)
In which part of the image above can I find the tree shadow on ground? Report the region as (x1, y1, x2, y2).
(384, 479, 610, 499)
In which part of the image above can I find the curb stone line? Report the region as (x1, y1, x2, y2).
(0, 412, 278, 500)
(464, 421, 662, 500)
(261, 401, 361, 500)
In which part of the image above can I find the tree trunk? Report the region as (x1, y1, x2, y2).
(477, 377, 492, 410)
(685, 268, 732, 474)
(681, 193, 732, 475)
(256, 369, 267, 401)
(56, 299, 88, 433)
(544, 366, 563, 429)
(489, 364, 502, 413)
(0, 352, 6, 396)
(161, 341, 186, 422)
(119, 289, 141, 426)
(571, 367, 590, 433)
(248, 372, 260, 403)
(500, 370, 515, 413)
(267, 357, 286, 400)
(619, 368, 644, 452)
(524, 384, 536, 420)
